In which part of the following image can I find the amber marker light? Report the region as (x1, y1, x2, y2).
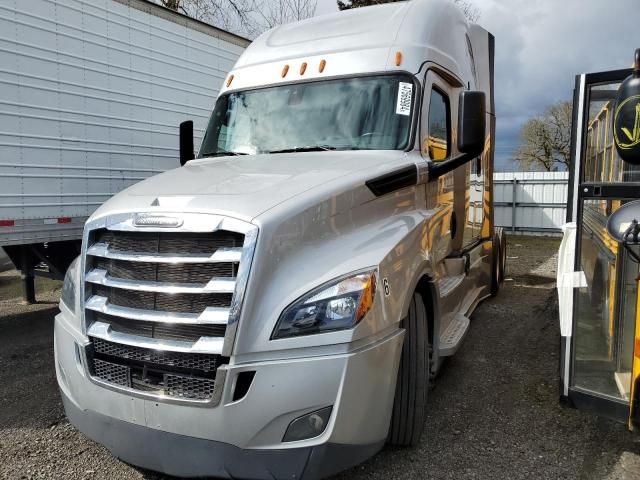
(300, 62, 307, 75)
(226, 74, 234, 87)
(395, 51, 402, 66)
(282, 64, 289, 77)
(319, 59, 326, 73)
(355, 273, 376, 324)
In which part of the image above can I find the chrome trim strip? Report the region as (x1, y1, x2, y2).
(87, 242, 243, 263)
(88, 321, 224, 354)
(85, 268, 236, 294)
(85, 211, 254, 235)
(85, 295, 230, 324)
(222, 227, 258, 356)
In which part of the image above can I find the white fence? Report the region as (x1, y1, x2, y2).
(493, 172, 569, 235)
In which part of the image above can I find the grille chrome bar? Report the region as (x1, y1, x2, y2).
(87, 242, 243, 264)
(85, 268, 236, 294)
(88, 321, 224, 354)
(85, 295, 230, 325)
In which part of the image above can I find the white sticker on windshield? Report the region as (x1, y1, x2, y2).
(396, 82, 413, 116)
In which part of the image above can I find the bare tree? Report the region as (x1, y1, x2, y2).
(337, 0, 480, 22)
(253, 0, 317, 31)
(158, 0, 316, 38)
(515, 101, 572, 171)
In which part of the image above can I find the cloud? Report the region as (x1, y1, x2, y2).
(474, 0, 640, 169)
(314, 0, 640, 169)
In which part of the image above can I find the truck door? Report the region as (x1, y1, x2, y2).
(421, 71, 469, 326)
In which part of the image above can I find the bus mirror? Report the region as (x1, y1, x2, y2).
(606, 200, 640, 244)
(179, 120, 195, 166)
(613, 49, 640, 165)
(457, 91, 486, 157)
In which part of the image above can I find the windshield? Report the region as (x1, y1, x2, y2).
(198, 74, 415, 157)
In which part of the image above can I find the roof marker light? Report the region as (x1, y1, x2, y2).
(300, 62, 307, 75)
(319, 59, 326, 73)
(282, 64, 289, 78)
(226, 74, 234, 87)
(395, 51, 402, 66)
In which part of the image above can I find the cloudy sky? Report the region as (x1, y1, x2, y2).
(315, 0, 640, 170)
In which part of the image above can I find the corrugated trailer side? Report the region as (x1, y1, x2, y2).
(0, 0, 248, 299)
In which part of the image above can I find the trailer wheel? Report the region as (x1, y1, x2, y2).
(387, 292, 429, 447)
(491, 228, 506, 296)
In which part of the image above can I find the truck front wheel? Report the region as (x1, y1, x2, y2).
(387, 292, 429, 447)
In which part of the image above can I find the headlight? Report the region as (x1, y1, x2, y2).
(272, 270, 376, 339)
(61, 257, 79, 314)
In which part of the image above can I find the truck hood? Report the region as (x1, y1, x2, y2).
(93, 150, 411, 222)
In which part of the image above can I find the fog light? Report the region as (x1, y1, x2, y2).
(283, 406, 332, 442)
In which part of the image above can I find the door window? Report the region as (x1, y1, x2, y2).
(424, 88, 450, 161)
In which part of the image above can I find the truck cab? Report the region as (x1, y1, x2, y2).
(54, 0, 502, 477)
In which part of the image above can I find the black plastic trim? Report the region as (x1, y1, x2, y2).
(580, 183, 640, 198)
(366, 164, 418, 197)
(427, 151, 478, 180)
(568, 387, 629, 424)
(488, 33, 495, 114)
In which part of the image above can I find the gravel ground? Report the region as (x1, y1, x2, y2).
(1, 236, 639, 479)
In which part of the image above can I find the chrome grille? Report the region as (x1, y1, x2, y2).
(97, 313, 226, 342)
(94, 257, 235, 282)
(97, 230, 244, 254)
(93, 285, 233, 314)
(84, 227, 243, 340)
(80, 213, 258, 404)
(92, 338, 218, 372)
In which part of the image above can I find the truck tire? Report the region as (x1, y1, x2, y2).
(490, 228, 506, 296)
(387, 292, 429, 447)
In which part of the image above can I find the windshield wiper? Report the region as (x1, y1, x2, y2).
(268, 145, 337, 154)
(200, 150, 249, 158)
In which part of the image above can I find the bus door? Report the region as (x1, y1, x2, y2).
(563, 66, 640, 426)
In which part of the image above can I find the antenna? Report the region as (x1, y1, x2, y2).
(634, 48, 640, 75)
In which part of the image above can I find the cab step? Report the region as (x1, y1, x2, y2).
(437, 274, 465, 297)
(438, 313, 470, 357)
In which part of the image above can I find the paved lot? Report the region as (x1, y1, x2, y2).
(1, 236, 639, 479)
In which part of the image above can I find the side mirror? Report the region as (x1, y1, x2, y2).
(457, 91, 486, 157)
(613, 49, 640, 165)
(179, 120, 194, 166)
(607, 200, 640, 243)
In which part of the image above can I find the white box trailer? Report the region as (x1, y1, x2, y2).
(0, 0, 249, 299)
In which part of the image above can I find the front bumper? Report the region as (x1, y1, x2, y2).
(55, 311, 404, 479)
(61, 389, 382, 479)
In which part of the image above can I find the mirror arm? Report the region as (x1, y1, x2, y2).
(427, 151, 479, 180)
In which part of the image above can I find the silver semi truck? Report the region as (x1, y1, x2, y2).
(55, 0, 505, 477)
(0, 0, 248, 300)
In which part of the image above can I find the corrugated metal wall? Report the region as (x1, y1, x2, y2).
(494, 171, 569, 235)
(0, 0, 247, 244)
